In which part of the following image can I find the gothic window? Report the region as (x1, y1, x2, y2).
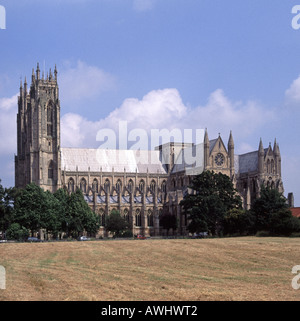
(48, 160, 54, 179)
(92, 179, 98, 193)
(271, 160, 274, 174)
(123, 208, 129, 223)
(47, 103, 53, 136)
(68, 178, 75, 193)
(150, 180, 156, 194)
(147, 209, 154, 227)
(99, 208, 105, 226)
(139, 180, 145, 193)
(128, 179, 133, 193)
(103, 179, 110, 194)
(47, 105, 52, 122)
(161, 180, 167, 193)
(80, 178, 87, 193)
(135, 209, 141, 227)
(116, 180, 122, 194)
(267, 159, 271, 174)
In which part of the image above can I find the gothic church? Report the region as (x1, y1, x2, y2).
(15, 64, 284, 237)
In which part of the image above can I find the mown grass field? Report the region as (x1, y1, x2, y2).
(0, 237, 300, 301)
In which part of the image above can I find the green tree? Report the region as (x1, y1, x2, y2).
(252, 186, 300, 235)
(13, 183, 51, 236)
(223, 208, 255, 236)
(67, 188, 99, 238)
(40, 191, 61, 239)
(105, 209, 129, 238)
(180, 171, 242, 236)
(53, 188, 70, 238)
(6, 223, 29, 241)
(0, 181, 17, 235)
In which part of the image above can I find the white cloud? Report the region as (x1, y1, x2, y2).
(61, 88, 188, 148)
(59, 60, 116, 103)
(285, 74, 300, 105)
(61, 87, 274, 150)
(186, 89, 274, 139)
(0, 94, 18, 155)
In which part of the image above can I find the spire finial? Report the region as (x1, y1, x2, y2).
(54, 64, 58, 81)
(36, 62, 40, 80)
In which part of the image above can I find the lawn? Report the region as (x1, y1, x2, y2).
(0, 237, 300, 301)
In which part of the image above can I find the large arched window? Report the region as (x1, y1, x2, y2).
(68, 178, 75, 193)
(147, 209, 154, 227)
(116, 180, 122, 194)
(267, 159, 271, 174)
(99, 208, 105, 226)
(80, 178, 87, 193)
(48, 160, 54, 179)
(123, 208, 129, 223)
(271, 159, 274, 174)
(128, 179, 133, 193)
(150, 180, 156, 194)
(139, 180, 145, 193)
(92, 179, 98, 193)
(47, 102, 53, 136)
(104, 179, 110, 194)
(135, 208, 141, 227)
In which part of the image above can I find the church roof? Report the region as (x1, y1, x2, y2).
(235, 151, 258, 174)
(61, 148, 168, 174)
(171, 143, 204, 175)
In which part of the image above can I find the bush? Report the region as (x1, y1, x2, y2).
(6, 223, 29, 241)
(256, 230, 270, 237)
(120, 229, 133, 238)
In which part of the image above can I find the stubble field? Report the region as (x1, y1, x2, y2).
(0, 237, 300, 301)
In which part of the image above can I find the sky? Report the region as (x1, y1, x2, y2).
(0, 0, 299, 205)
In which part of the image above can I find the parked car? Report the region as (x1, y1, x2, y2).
(78, 236, 91, 241)
(27, 237, 42, 242)
(191, 232, 208, 239)
(136, 235, 147, 240)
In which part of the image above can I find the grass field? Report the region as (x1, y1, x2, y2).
(0, 237, 300, 301)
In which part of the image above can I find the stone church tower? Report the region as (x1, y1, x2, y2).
(15, 63, 61, 192)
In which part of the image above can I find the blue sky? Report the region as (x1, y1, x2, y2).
(0, 0, 299, 205)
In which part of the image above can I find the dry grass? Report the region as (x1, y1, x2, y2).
(0, 237, 300, 301)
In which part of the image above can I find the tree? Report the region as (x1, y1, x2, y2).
(0, 181, 16, 235)
(251, 186, 300, 235)
(67, 188, 99, 238)
(223, 208, 255, 235)
(40, 191, 61, 239)
(53, 188, 70, 238)
(105, 209, 129, 237)
(6, 223, 29, 241)
(13, 183, 52, 236)
(180, 171, 242, 236)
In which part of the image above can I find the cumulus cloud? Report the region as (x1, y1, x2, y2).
(61, 88, 188, 148)
(59, 60, 116, 104)
(0, 94, 18, 155)
(61, 87, 274, 151)
(285, 74, 300, 105)
(188, 89, 274, 138)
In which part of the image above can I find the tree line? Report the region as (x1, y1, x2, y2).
(180, 171, 300, 237)
(1, 171, 299, 241)
(0, 182, 99, 240)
